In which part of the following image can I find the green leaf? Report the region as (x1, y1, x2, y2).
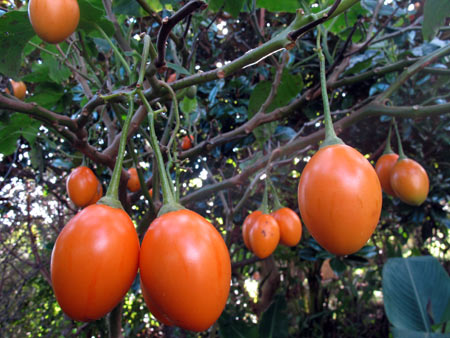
(324, 3, 367, 41)
(422, 0, 450, 41)
(180, 96, 197, 114)
(382, 256, 450, 334)
(391, 327, 449, 338)
(78, 0, 115, 37)
(256, 0, 299, 13)
(26, 83, 65, 109)
(218, 311, 258, 338)
(259, 295, 289, 338)
(112, 0, 143, 17)
(0, 114, 41, 156)
(166, 62, 191, 76)
(0, 11, 36, 78)
(208, 0, 224, 12)
(42, 51, 72, 83)
(224, 0, 245, 17)
(248, 70, 302, 144)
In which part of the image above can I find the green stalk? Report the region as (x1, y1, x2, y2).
(258, 177, 270, 214)
(267, 178, 283, 211)
(137, 89, 183, 215)
(392, 118, 407, 160)
(382, 121, 395, 155)
(127, 138, 156, 216)
(96, 24, 133, 84)
(317, 30, 344, 148)
(138, 35, 151, 86)
(99, 96, 135, 209)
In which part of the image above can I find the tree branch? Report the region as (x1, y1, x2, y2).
(155, 1, 208, 68)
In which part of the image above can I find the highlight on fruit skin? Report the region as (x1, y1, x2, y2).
(28, 0, 80, 44)
(390, 158, 429, 206)
(298, 144, 382, 256)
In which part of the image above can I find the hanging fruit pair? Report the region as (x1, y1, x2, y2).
(66, 166, 103, 208)
(51, 97, 140, 321)
(297, 34, 382, 256)
(136, 88, 231, 332)
(375, 119, 429, 205)
(242, 179, 302, 259)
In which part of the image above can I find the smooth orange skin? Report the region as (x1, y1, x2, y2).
(7, 80, 27, 100)
(140, 277, 174, 326)
(298, 144, 382, 256)
(167, 73, 177, 83)
(140, 209, 231, 332)
(28, 0, 80, 44)
(390, 158, 429, 206)
(127, 168, 140, 192)
(87, 182, 102, 205)
(271, 207, 302, 247)
(249, 214, 280, 259)
(51, 204, 140, 322)
(66, 166, 99, 208)
(242, 210, 262, 251)
(181, 135, 194, 150)
(149, 188, 153, 198)
(375, 153, 399, 197)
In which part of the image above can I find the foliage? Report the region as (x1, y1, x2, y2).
(0, 0, 449, 337)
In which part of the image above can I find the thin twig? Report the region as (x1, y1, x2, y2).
(155, 1, 208, 68)
(288, 0, 342, 41)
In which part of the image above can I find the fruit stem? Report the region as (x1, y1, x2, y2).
(96, 24, 133, 84)
(316, 30, 344, 148)
(267, 178, 283, 211)
(128, 138, 156, 216)
(382, 120, 395, 155)
(259, 177, 270, 214)
(137, 89, 183, 215)
(138, 35, 150, 86)
(392, 118, 407, 160)
(100, 96, 135, 209)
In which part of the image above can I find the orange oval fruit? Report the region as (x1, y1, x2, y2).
(127, 168, 140, 192)
(7, 80, 27, 100)
(375, 153, 399, 197)
(66, 166, 100, 208)
(298, 144, 382, 256)
(271, 207, 302, 247)
(181, 135, 194, 150)
(242, 210, 262, 251)
(249, 214, 280, 259)
(390, 158, 429, 206)
(28, 0, 80, 44)
(51, 204, 140, 321)
(140, 209, 231, 332)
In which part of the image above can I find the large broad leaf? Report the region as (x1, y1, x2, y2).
(0, 11, 35, 78)
(422, 0, 450, 41)
(218, 311, 258, 338)
(259, 295, 289, 338)
(0, 113, 41, 156)
(78, 0, 114, 37)
(391, 327, 449, 338)
(224, 0, 245, 17)
(112, 0, 143, 17)
(256, 0, 299, 13)
(248, 70, 303, 144)
(382, 256, 450, 337)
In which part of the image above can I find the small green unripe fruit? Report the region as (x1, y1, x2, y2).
(186, 85, 197, 99)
